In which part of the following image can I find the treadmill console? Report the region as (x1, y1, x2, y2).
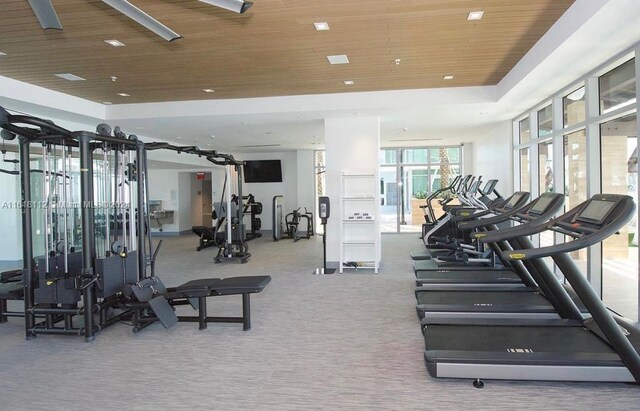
(575, 198, 617, 225)
(529, 196, 554, 215)
(504, 192, 527, 210)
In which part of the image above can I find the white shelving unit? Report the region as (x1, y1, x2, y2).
(339, 170, 380, 273)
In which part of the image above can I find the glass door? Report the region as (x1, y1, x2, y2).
(379, 146, 462, 233)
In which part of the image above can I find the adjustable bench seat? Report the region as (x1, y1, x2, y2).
(129, 275, 271, 332)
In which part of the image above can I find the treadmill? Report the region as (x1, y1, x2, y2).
(417, 193, 565, 286)
(414, 194, 582, 320)
(411, 179, 502, 261)
(414, 191, 531, 286)
(422, 194, 640, 384)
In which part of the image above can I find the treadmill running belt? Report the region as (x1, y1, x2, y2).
(415, 269, 522, 285)
(417, 290, 550, 309)
(425, 324, 614, 353)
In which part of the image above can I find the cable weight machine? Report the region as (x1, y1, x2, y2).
(0, 108, 153, 341)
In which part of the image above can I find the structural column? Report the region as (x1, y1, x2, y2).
(324, 116, 381, 268)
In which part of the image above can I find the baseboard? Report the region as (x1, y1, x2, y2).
(151, 230, 192, 237)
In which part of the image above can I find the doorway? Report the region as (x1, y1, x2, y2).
(379, 147, 462, 233)
(191, 172, 213, 227)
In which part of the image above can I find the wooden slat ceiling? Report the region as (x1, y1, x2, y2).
(0, 0, 575, 104)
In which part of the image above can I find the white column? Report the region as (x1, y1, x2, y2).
(325, 117, 380, 267)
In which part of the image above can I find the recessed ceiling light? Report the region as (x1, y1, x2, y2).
(105, 39, 125, 47)
(356, 112, 362, 115)
(402, 127, 409, 132)
(241, 122, 250, 125)
(202, 89, 215, 93)
(103, 101, 113, 105)
(327, 54, 349, 65)
(314, 22, 330, 31)
(344, 80, 354, 85)
(117, 93, 130, 97)
(111, 76, 118, 82)
(467, 11, 484, 21)
(207, 143, 212, 147)
(176, 136, 183, 139)
(0, 51, 6, 56)
(54, 73, 86, 81)
(443, 75, 454, 80)
(209, 134, 216, 139)
(394, 58, 401, 65)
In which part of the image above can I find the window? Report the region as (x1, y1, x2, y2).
(600, 114, 638, 321)
(538, 140, 554, 194)
(379, 146, 462, 233)
(563, 86, 586, 127)
(520, 148, 530, 191)
(600, 58, 636, 115)
(538, 105, 553, 137)
(563, 129, 587, 209)
(519, 117, 530, 144)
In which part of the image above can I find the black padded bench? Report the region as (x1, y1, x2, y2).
(0, 282, 24, 323)
(129, 275, 271, 332)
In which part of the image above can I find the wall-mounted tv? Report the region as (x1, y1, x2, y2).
(243, 160, 283, 183)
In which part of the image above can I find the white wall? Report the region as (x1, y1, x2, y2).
(296, 150, 315, 215)
(148, 170, 187, 233)
(235, 151, 299, 232)
(325, 117, 381, 266)
(471, 121, 513, 196)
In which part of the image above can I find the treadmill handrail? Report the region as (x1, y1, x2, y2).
(500, 195, 635, 261)
(471, 193, 564, 237)
(457, 191, 533, 229)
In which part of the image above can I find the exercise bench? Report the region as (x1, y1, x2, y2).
(127, 275, 271, 332)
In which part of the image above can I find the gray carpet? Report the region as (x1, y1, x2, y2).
(1, 234, 639, 410)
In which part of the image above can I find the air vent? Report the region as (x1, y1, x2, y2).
(54, 73, 86, 81)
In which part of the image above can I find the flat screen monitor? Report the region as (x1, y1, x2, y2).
(577, 199, 616, 224)
(505, 192, 526, 209)
(530, 196, 553, 215)
(481, 179, 498, 195)
(243, 160, 283, 183)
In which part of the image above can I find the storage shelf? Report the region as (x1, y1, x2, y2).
(340, 169, 380, 274)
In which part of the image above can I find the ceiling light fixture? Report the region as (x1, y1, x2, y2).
(344, 80, 354, 85)
(443, 75, 454, 80)
(104, 39, 125, 47)
(314, 22, 330, 31)
(54, 73, 86, 81)
(202, 89, 215, 93)
(117, 93, 130, 97)
(467, 11, 484, 21)
(198, 0, 253, 14)
(27, 0, 63, 30)
(394, 58, 401, 65)
(111, 76, 118, 82)
(101, 0, 182, 42)
(327, 55, 349, 65)
(0, 51, 7, 56)
(210, 135, 216, 139)
(103, 101, 113, 105)
(176, 136, 183, 139)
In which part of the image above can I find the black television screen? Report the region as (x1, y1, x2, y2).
(243, 160, 283, 183)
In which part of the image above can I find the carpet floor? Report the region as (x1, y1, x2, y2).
(1, 234, 639, 410)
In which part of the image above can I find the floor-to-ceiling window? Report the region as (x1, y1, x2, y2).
(379, 146, 462, 233)
(599, 57, 637, 319)
(513, 52, 638, 322)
